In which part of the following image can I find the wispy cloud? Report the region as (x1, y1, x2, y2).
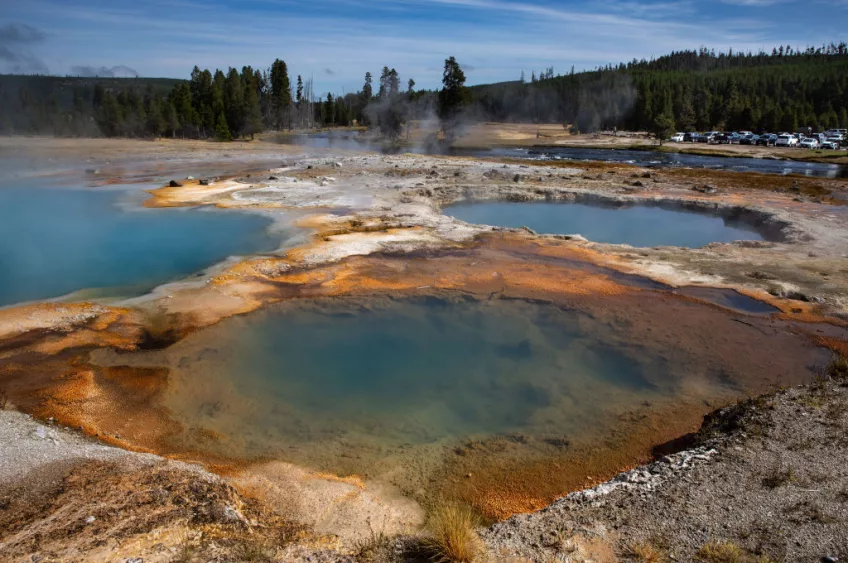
(0, 22, 48, 73)
(0, 0, 833, 94)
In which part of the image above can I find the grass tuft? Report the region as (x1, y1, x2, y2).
(761, 464, 795, 489)
(826, 353, 848, 379)
(696, 541, 773, 563)
(624, 541, 666, 562)
(233, 535, 273, 563)
(353, 519, 394, 563)
(420, 500, 482, 562)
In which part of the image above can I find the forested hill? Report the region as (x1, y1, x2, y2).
(2, 44, 847, 138)
(474, 46, 848, 133)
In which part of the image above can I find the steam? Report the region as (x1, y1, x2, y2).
(70, 65, 140, 78)
(0, 22, 48, 74)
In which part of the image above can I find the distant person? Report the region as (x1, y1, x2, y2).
(613, 126, 617, 136)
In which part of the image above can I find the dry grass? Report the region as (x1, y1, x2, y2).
(420, 500, 483, 562)
(826, 353, 848, 379)
(760, 464, 795, 489)
(172, 530, 199, 563)
(353, 519, 394, 563)
(233, 534, 273, 563)
(696, 541, 773, 563)
(623, 541, 666, 562)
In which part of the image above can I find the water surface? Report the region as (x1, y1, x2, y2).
(94, 294, 823, 474)
(279, 133, 847, 178)
(446, 201, 765, 247)
(0, 183, 281, 306)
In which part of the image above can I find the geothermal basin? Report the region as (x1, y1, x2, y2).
(446, 200, 769, 247)
(0, 181, 285, 306)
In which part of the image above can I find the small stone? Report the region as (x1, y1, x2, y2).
(186, 175, 195, 180)
(466, 473, 472, 478)
(168, 180, 182, 188)
(821, 558, 838, 563)
(85, 515, 96, 524)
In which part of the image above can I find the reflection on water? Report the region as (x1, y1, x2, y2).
(91, 294, 823, 476)
(446, 201, 765, 247)
(0, 183, 281, 306)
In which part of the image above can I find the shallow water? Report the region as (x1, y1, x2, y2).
(92, 294, 824, 478)
(279, 133, 847, 178)
(446, 201, 765, 247)
(0, 183, 281, 306)
(521, 146, 848, 178)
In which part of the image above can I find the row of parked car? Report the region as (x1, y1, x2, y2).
(670, 129, 847, 150)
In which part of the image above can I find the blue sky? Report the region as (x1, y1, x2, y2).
(2, 0, 846, 97)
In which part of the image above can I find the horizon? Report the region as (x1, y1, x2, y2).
(2, 0, 847, 98)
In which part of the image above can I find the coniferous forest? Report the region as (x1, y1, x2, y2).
(1, 44, 847, 139)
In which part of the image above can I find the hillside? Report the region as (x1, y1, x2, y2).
(2, 44, 847, 138)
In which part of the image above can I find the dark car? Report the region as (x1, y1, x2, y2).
(756, 134, 777, 146)
(739, 134, 758, 145)
(698, 132, 714, 143)
(683, 132, 698, 142)
(715, 133, 730, 144)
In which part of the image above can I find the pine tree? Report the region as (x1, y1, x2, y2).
(389, 69, 400, 97)
(363, 72, 373, 100)
(269, 59, 291, 130)
(242, 68, 263, 139)
(651, 111, 675, 144)
(214, 110, 231, 141)
(438, 56, 471, 141)
(296, 75, 303, 106)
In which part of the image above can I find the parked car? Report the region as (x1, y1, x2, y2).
(739, 134, 758, 145)
(776, 134, 798, 147)
(670, 132, 685, 142)
(726, 132, 743, 144)
(756, 133, 777, 146)
(683, 132, 697, 142)
(820, 140, 839, 150)
(715, 133, 729, 144)
(697, 132, 713, 143)
(826, 137, 844, 147)
(799, 138, 819, 149)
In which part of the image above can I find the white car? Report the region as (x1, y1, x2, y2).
(820, 140, 839, 150)
(670, 133, 685, 142)
(799, 138, 819, 149)
(775, 134, 798, 147)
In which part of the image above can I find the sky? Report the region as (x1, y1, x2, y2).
(1, 0, 846, 97)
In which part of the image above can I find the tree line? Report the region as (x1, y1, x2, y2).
(474, 45, 848, 134)
(2, 44, 846, 140)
